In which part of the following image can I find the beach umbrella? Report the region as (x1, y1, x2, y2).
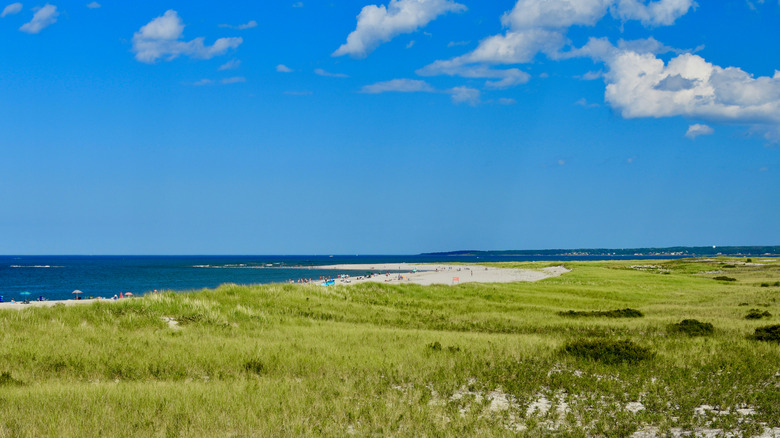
(20, 291, 31, 296)
(124, 292, 133, 297)
(72, 290, 82, 295)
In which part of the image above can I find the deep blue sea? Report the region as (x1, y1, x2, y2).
(0, 254, 682, 302)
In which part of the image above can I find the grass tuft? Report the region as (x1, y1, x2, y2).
(667, 319, 714, 336)
(562, 339, 655, 364)
(714, 276, 737, 282)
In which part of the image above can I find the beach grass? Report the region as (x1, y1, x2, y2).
(0, 258, 778, 437)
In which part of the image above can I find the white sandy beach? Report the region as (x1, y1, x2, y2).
(0, 297, 110, 310)
(308, 263, 570, 286)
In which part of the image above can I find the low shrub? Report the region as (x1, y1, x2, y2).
(713, 276, 737, 282)
(563, 339, 655, 364)
(0, 371, 23, 386)
(667, 319, 714, 336)
(558, 308, 643, 318)
(745, 309, 772, 320)
(243, 359, 265, 375)
(427, 341, 442, 352)
(751, 325, 780, 342)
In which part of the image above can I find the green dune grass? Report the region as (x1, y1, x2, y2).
(0, 258, 778, 437)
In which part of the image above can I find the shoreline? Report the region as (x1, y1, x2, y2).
(0, 297, 114, 310)
(300, 263, 570, 286)
(0, 264, 571, 309)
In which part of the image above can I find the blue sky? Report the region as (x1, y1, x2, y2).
(1, 0, 779, 255)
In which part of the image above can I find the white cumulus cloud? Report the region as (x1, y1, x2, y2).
(276, 64, 294, 73)
(611, 0, 696, 26)
(501, 0, 612, 29)
(361, 78, 434, 93)
(603, 51, 780, 125)
(86, 1, 100, 8)
(333, 0, 466, 58)
(2, 2, 22, 17)
(19, 3, 57, 33)
(420, 0, 694, 88)
(685, 124, 714, 139)
(132, 10, 242, 63)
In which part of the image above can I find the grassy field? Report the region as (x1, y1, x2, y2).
(1, 258, 779, 437)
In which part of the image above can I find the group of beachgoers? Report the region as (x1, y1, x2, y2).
(287, 272, 391, 286)
(0, 289, 159, 305)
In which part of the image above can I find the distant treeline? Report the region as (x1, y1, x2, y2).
(422, 246, 780, 257)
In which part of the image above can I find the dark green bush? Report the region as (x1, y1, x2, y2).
(751, 325, 780, 342)
(243, 359, 265, 375)
(714, 276, 737, 282)
(667, 319, 714, 336)
(563, 339, 655, 364)
(558, 308, 643, 318)
(427, 341, 442, 351)
(0, 371, 23, 386)
(745, 309, 772, 320)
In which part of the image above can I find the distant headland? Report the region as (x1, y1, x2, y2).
(422, 246, 780, 257)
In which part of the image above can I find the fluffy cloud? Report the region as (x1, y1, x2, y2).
(276, 64, 294, 73)
(417, 29, 560, 87)
(420, 0, 694, 88)
(333, 0, 466, 58)
(19, 3, 57, 33)
(602, 51, 780, 125)
(501, 0, 694, 29)
(2, 2, 22, 17)
(86, 2, 100, 8)
(685, 124, 714, 139)
(361, 78, 435, 93)
(132, 10, 242, 63)
(611, 0, 695, 26)
(501, 0, 612, 29)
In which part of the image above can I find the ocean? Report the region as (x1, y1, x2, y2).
(1, 254, 683, 302)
